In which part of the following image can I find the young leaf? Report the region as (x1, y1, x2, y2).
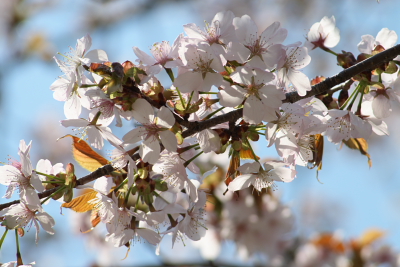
(61, 135, 110, 172)
(61, 189, 98, 213)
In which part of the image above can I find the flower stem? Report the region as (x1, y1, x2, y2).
(34, 171, 64, 181)
(203, 107, 225, 121)
(15, 229, 23, 266)
(113, 177, 129, 192)
(321, 46, 338, 56)
(340, 82, 360, 110)
(184, 151, 204, 168)
(0, 229, 8, 250)
(165, 68, 175, 82)
(41, 185, 66, 205)
(245, 138, 260, 163)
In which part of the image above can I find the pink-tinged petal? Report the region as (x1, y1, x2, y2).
(60, 119, 88, 128)
(228, 174, 255, 191)
(122, 127, 147, 144)
(156, 107, 175, 128)
(36, 211, 55, 235)
(64, 94, 81, 119)
(85, 49, 108, 62)
(174, 71, 203, 93)
(243, 96, 265, 124)
(133, 47, 157, 65)
(287, 70, 311, 96)
(237, 162, 261, 174)
(141, 137, 161, 164)
(159, 130, 177, 152)
(136, 228, 161, 245)
(132, 98, 154, 124)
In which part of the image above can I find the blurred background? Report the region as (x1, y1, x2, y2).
(1, 0, 400, 266)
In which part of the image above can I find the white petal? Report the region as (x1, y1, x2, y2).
(85, 49, 108, 62)
(36, 212, 55, 235)
(140, 137, 161, 164)
(159, 130, 177, 152)
(136, 228, 161, 245)
(228, 174, 255, 191)
(132, 98, 154, 124)
(122, 127, 147, 144)
(156, 106, 175, 128)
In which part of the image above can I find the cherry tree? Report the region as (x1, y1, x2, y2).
(1, 7, 400, 267)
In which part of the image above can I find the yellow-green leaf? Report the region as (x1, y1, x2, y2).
(61, 189, 98, 213)
(61, 135, 110, 172)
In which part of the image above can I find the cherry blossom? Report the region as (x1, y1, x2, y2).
(0, 202, 55, 243)
(305, 16, 340, 50)
(277, 45, 312, 96)
(55, 34, 108, 77)
(184, 10, 236, 64)
(60, 112, 121, 150)
(232, 15, 287, 69)
(218, 66, 284, 124)
(358, 28, 398, 53)
(122, 98, 177, 164)
(133, 34, 183, 77)
(174, 42, 224, 99)
(0, 140, 43, 207)
(105, 207, 161, 247)
(228, 161, 295, 192)
(324, 109, 372, 144)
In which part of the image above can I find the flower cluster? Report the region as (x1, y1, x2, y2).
(2, 10, 400, 266)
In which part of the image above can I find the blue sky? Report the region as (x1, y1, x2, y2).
(2, 0, 400, 266)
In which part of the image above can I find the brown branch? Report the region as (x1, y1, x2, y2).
(1, 44, 400, 211)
